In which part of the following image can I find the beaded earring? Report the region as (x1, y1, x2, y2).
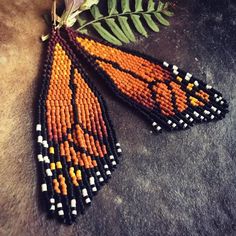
(36, 28, 121, 224)
(65, 28, 228, 132)
(36, 6, 228, 224)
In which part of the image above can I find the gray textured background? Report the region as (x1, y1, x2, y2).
(0, 0, 236, 235)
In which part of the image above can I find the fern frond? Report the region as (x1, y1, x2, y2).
(76, 0, 174, 45)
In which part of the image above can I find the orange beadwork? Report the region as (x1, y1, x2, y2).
(37, 29, 119, 224)
(76, 37, 171, 83)
(67, 28, 227, 133)
(36, 28, 228, 225)
(74, 35, 217, 120)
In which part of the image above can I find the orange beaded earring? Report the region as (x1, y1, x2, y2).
(65, 28, 228, 132)
(36, 1, 228, 225)
(36, 28, 120, 224)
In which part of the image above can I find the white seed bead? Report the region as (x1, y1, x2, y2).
(43, 140, 49, 148)
(58, 210, 64, 216)
(36, 124, 42, 131)
(210, 115, 215, 119)
(167, 120, 172, 125)
(71, 199, 76, 208)
(183, 123, 188, 128)
(204, 110, 210, 115)
(211, 106, 217, 112)
(85, 198, 91, 204)
(173, 65, 178, 70)
(117, 148, 122, 153)
(116, 143, 121, 147)
(72, 210, 77, 215)
(106, 170, 111, 176)
(44, 156, 50, 163)
(89, 177, 95, 185)
(186, 72, 192, 78)
(206, 84, 212, 89)
(46, 169, 53, 177)
(37, 136, 43, 143)
(186, 114, 190, 118)
(152, 122, 157, 127)
(110, 155, 114, 160)
(194, 81, 199, 86)
(99, 177, 104, 182)
(92, 187, 97, 192)
(82, 188, 88, 197)
(50, 198, 55, 204)
(156, 126, 162, 131)
(200, 116, 204, 120)
(189, 118, 194, 122)
(217, 110, 221, 115)
(194, 111, 199, 117)
(96, 171, 101, 176)
(57, 203, 63, 208)
(41, 183, 47, 192)
(185, 76, 190, 81)
(163, 61, 169, 67)
(172, 123, 177, 128)
(214, 94, 218, 98)
(220, 101, 224, 105)
(37, 154, 44, 162)
(173, 70, 179, 75)
(112, 161, 117, 166)
(179, 120, 184, 124)
(104, 164, 109, 169)
(50, 205, 55, 211)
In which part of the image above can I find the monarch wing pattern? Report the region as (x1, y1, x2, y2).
(67, 29, 228, 132)
(36, 27, 228, 224)
(36, 29, 120, 224)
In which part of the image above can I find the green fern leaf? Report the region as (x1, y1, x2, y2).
(118, 16, 136, 42)
(131, 14, 148, 37)
(121, 0, 131, 13)
(142, 14, 160, 32)
(78, 28, 88, 34)
(157, 1, 165, 12)
(162, 10, 174, 17)
(147, 0, 155, 12)
(90, 5, 103, 19)
(76, 0, 174, 45)
(164, 2, 170, 9)
(92, 22, 122, 45)
(154, 12, 170, 26)
(105, 18, 130, 43)
(135, 0, 143, 12)
(108, 0, 118, 15)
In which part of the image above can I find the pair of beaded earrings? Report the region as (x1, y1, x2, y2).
(36, 20, 228, 224)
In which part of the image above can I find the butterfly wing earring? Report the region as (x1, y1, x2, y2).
(36, 28, 120, 224)
(65, 28, 228, 132)
(36, 1, 228, 224)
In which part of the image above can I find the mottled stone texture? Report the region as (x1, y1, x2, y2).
(0, 0, 235, 235)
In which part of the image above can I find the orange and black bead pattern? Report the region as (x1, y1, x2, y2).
(66, 28, 228, 133)
(36, 29, 120, 224)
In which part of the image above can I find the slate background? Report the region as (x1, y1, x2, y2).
(0, 0, 235, 235)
